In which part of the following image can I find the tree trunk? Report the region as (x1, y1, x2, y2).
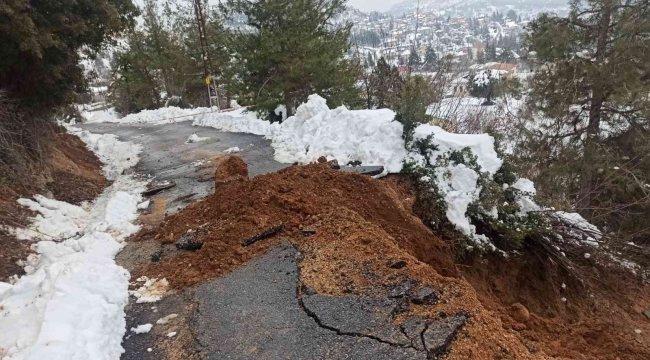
(285, 92, 293, 118)
(577, 0, 612, 218)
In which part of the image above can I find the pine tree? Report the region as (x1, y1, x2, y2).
(408, 48, 421, 69)
(424, 45, 438, 71)
(526, 0, 650, 218)
(223, 0, 360, 117)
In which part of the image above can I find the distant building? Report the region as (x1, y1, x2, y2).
(487, 63, 518, 76)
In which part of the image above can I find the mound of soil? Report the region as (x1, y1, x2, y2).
(135, 162, 456, 288)
(214, 155, 248, 186)
(0, 132, 110, 281)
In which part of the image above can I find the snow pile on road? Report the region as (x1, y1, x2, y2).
(0, 129, 147, 360)
(223, 146, 241, 154)
(186, 133, 210, 143)
(193, 107, 277, 136)
(83, 106, 211, 125)
(81, 107, 121, 124)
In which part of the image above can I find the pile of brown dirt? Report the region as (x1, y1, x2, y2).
(134, 162, 456, 288)
(0, 132, 110, 281)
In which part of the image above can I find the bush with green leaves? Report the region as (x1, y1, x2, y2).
(401, 120, 552, 254)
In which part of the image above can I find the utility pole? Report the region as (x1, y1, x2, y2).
(192, 0, 219, 108)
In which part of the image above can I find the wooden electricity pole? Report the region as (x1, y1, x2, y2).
(192, 0, 219, 108)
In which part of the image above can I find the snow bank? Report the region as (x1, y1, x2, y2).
(0, 129, 147, 360)
(83, 106, 211, 125)
(271, 95, 408, 173)
(193, 107, 277, 136)
(70, 126, 142, 179)
(408, 124, 503, 242)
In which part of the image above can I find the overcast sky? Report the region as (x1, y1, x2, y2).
(348, 0, 403, 12)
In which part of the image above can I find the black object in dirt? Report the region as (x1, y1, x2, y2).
(241, 223, 285, 247)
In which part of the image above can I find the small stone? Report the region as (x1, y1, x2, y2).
(147, 348, 152, 352)
(175, 233, 203, 251)
(389, 260, 407, 269)
(644, 310, 650, 320)
(389, 279, 417, 298)
(302, 286, 317, 296)
(512, 322, 527, 331)
(635, 329, 642, 334)
(301, 228, 316, 236)
(167, 332, 177, 338)
(151, 251, 161, 262)
(317, 156, 328, 163)
(510, 303, 530, 323)
(411, 287, 439, 305)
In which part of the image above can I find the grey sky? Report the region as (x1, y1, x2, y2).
(348, 0, 403, 12)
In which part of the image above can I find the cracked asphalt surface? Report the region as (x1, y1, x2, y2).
(79, 121, 456, 360)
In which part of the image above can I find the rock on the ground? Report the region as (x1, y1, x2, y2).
(389, 260, 408, 269)
(175, 232, 203, 251)
(422, 314, 467, 358)
(510, 303, 530, 323)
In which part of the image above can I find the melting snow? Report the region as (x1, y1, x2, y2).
(0, 126, 148, 360)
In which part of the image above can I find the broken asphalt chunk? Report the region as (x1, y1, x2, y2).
(411, 287, 439, 305)
(389, 260, 407, 269)
(389, 279, 418, 298)
(241, 223, 285, 247)
(422, 314, 467, 358)
(175, 233, 203, 251)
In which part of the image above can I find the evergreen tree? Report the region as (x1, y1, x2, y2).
(408, 48, 421, 69)
(223, 0, 360, 117)
(525, 0, 650, 218)
(506, 10, 518, 22)
(424, 45, 438, 71)
(366, 52, 375, 68)
(0, 0, 138, 114)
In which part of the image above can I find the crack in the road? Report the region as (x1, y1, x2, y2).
(183, 290, 211, 353)
(293, 245, 419, 351)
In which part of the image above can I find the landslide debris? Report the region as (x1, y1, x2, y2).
(133, 160, 543, 359)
